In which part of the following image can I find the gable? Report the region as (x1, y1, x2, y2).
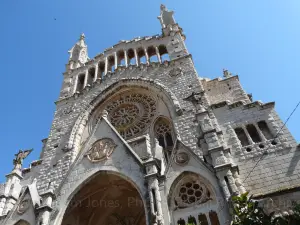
(4, 188, 39, 225)
(165, 140, 219, 194)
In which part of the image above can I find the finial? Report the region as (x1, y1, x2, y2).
(223, 69, 232, 78)
(79, 33, 85, 40)
(13, 149, 33, 170)
(160, 4, 166, 12)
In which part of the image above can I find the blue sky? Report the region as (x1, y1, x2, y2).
(0, 1, 299, 183)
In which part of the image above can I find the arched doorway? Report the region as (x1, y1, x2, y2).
(61, 172, 146, 225)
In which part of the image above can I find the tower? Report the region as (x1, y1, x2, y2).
(0, 5, 299, 225)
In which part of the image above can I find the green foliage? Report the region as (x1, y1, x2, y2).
(231, 192, 300, 225)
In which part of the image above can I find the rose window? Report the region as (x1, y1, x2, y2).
(105, 93, 156, 139)
(174, 175, 211, 209)
(110, 105, 139, 127)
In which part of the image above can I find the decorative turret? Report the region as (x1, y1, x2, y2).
(158, 4, 185, 40)
(0, 149, 32, 216)
(158, 4, 176, 29)
(67, 33, 89, 70)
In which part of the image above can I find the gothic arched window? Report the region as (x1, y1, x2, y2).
(154, 117, 174, 152)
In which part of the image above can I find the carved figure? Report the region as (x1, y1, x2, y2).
(86, 138, 117, 162)
(13, 149, 33, 170)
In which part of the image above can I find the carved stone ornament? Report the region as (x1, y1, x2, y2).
(169, 67, 182, 77)
(86, 138, 117, 163)
(174, 152, 189, 166)
(174, 174, 212, 209)
(17, 199, 31, 214)
(105, 93, 157, 139)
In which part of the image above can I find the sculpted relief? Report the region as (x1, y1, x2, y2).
(86, 138, 117, 162)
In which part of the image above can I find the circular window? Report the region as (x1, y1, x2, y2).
(105, 92, 157, 139)
(174, 174, 212, 208)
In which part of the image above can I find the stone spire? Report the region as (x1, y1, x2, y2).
(158, 4, 176, 29)
(67, 33, 89, 70)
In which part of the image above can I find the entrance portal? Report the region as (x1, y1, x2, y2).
(61, 172, 146, 225)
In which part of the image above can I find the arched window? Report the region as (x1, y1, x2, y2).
(137, 48, 146, 64)
(198, 213, 209, 225)
(187, 216, 197, 225)
(98, 61, 105, 79)
(147, 46, 158, 62)
(177, 218, 185, 225)
(158, 45, 169, 62)
(154, 117, 174, 160)
(117, 50, 125, 66)
(234, 127, 250, 146)
(108, 55, 115, 73)
(246, 124, 261, 143)
(209, 211, 221, 225)
(127, 49, 136, 65)
(257, 121, 274, 140)
(87, 67, 95, 86)
(170, 172, 221, 225)
(76, 73, 85, 92)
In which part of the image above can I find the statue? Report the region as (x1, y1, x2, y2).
(223, 69, 232, 78)
(13, 149, 33, 170)
(158, 4, 175, 28)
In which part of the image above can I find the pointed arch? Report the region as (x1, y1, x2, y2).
(14, 220, 30, 225)
(53, 170, 149, 225)
(63, 78, 182, 156)
(168, 172, 215, 210)
(153, 116, 175, 162)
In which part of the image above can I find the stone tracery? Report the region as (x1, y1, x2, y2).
(105, 92, 157, 139)
(174, 174, 212, 209)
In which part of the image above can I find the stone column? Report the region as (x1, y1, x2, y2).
(104, 57, 108, 75)
(73, 75, 79, 94)
(114, 52, 118, 70)
(254, 123, 267, 142)
(134, 49, 139, 66)
(83, 69, 89, 88)
(124, 50, 128, 67)
(2, 170, 22, 215)
(148, 178, 164, 225)
(155, 47, 162, 63)
(144, 48, 150, 64)
(145, 160, 164, 225)
(93, 65, 98, 82)
(217, 174, 231, 200)
(242, 125, 254, 145)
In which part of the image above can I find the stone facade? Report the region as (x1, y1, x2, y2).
(0, 5, 299, 225)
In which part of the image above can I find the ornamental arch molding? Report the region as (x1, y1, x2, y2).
(64, 78, 183, 156)
(53, 170, 148, 225)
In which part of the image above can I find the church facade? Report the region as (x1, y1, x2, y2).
(1, 5, 300, 225)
